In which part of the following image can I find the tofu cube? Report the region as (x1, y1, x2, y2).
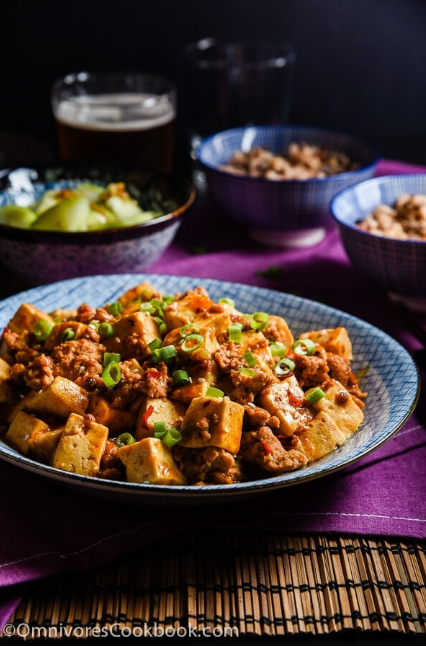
(294, 411, 348, 463)
(28, 426, 64, 463)
(179, 396, 244, 454)
(104, 312, 160, 361)
(163, 290, 216, 330)
(23, 376, 89, 419)
(51, 413, 108, 476)
(5, 303, 55, 335)
(118, 437, 187, 485)
(0, 357, 11, 404)
(265, 315, 294, 349)
(311, 379, 364, 438)
(170, 379, 210, 403)
(300, 327, 353, 360)
(136, 397, 186, 440)
(118, 281, 161, 307)
(258, 376, 312, 436)
(5, 410, 49, 455)
(239, 330, 275, 373)
(87, 394, 137, 434)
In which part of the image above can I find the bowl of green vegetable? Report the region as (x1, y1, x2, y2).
(0, 164, 196, 286)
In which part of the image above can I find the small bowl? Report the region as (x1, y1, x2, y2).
(0, 164, 195, 286)
(199, 125, 381, 248)
(331, 173, 426, 308)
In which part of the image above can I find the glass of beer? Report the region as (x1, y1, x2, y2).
(51, 71, 177, 171)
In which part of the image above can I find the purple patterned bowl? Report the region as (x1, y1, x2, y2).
(331, 174, 426, 306)
(0, 165, 195, 286)
(199, 125, 380, 248)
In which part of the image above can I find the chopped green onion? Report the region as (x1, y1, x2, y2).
(270, 342, 287, 358)
(88, 320, 100, 331)
(162, 295, 174, 305)
(229, 322, 243, 342)
(181, 333, 204, 352)
(107, 301, 123, 316)
(103, 352, 121, 366)
(274, 358, 296, 376)
(153, 421, 167, 437)
(116, 432, 136, 447)
(148, 338, 162, 352)
(162, 427, 182, 447)
(218, 297, 235, 308)
(180, 323, 200, 337)
(250, 312, 269, 331)
(150, 298, 165, 315)
(151, 344, 177, 363)
(140, 302, 155, 314)
(154, 316, 167, 336)
(98, 322, 115, 337)
(173, 369, 191, 386)
(33, 320, 52, 342)
(60, 327, 75, 342)
(102, 361, 122, 388)
(243, 351, 257, 367)
(305, 387, 326, 405)
(240, 367, 257, 377)
(292, 338, 316, 356)
(53, 317, 62, 324)
(206, 386, 224, 398)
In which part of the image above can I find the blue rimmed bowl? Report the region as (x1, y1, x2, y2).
(0, 165, 195, 286)
(199, 125, 381, 248)
(331, 174, 426, 307)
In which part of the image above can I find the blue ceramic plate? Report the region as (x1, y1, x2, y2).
(0, 274, 419, 505)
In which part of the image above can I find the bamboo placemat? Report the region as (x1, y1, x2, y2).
(5, 528, 426, 642)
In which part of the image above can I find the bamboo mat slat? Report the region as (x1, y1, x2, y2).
(4, 529, 426, 641)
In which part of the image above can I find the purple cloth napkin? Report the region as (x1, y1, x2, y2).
(1, 158, 426, 626)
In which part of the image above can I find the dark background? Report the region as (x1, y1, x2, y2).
(1, 0, 426, 171)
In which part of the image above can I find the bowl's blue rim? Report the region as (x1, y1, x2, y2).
(0, 168, 196, 239)
(330, 172, 426, 245)
(199, 124, 382, 185)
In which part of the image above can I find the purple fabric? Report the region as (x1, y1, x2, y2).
(1, 158, 426, 626)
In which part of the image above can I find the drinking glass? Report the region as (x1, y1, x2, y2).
(51, 71, 177, 172)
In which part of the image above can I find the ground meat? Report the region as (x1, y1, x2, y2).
(239, 426, 308, 472)
(76, 304, 115, 325)
(326, 352, 352, 387)
(23, 354, 55, 390)
(214, 342, 241, 371)
(135, 365, 170, 398)
(173, 446, 243, 484)
(244, 403, 271, 427)
(50, 338, 105, 385)
(293, 352, 330, 388)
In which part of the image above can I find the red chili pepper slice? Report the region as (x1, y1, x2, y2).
(142, 405, 154, 428)
(261, 442, 272, 455)
(289, 394, 304, 407)
(146, 369, 162, 379)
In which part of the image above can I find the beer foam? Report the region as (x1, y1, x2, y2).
(55, 93, 175, 131)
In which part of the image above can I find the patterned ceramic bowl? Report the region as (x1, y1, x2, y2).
(331, 174, 426, 308)
(199, 125, 380, 248)
(0, 165, 195, 286)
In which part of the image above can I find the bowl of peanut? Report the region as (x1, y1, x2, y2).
(199, 125, 381, 248)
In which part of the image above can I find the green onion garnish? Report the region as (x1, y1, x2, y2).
(107, 301, 123, 316)
(173, 369, 191, 386)
(151, 345, 177, 363)
(88, 320, 100, 331)
(270, 342, 287, 358)
(218, 297, 235, 308)
(148, 338, 162, 352)
(292, 338, 316, 356)
(140, 302, 155, 314)
(180, 323, 200, 337)
(181, 333, 204, 353)
(103, 352, 121, 366)
(154, 423, 182, 447)
(305, 387, 326, 405)
(116, 432, 136, 448)
(240, 367, 257, 377)
(33, 320, 52, 342)
(243, 351, 257, 367)
(98, 322, 115, 337)
(229, 322, 243, 342)
(153, 421, 167, 437)
(102, 361, 122, 388)
(274, 358, 296, 376)
(250, 312, 269, 331)
(60, 327, 75, 342)
(206, 386, 224, 398)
